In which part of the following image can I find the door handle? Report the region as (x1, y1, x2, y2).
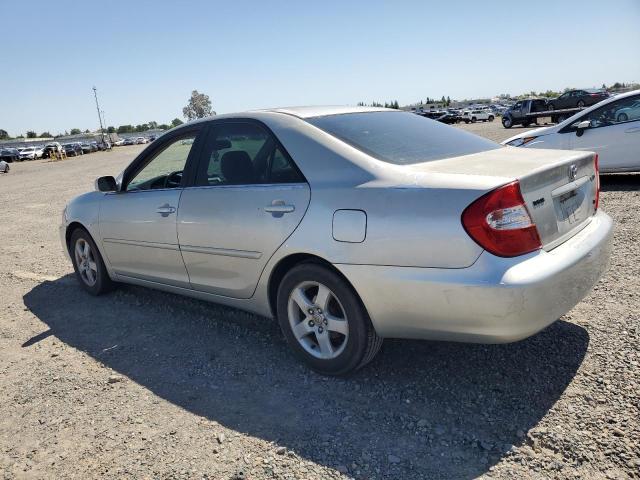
(625, 127, 640, 134)
(265, 200, 295, 217)
(156, 204, 176, 216)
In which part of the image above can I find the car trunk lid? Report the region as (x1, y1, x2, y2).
(405, 146, 598, 250)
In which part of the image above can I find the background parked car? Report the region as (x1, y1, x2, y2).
(462, 109, 495, 123)
(80, 143, 94, 154)
(436, 112, 460, 124)
(502, 89, 640, 172)
(122, 138, 135, 146)
(63, 143, 83, 157)
(43, 142, 63, 159)
(0, 148, 20, 163)
(18, 146, 44, 160)
(548, 89, 609, 110)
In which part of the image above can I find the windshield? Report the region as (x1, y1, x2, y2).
(307, 111, 500, 165)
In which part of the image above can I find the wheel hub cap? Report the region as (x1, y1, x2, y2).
(287, 281, 349, 360)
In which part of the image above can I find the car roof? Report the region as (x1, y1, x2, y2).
(255, 105, 392, 119)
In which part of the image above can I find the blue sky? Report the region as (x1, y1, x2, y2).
(2, 0, 639, 136)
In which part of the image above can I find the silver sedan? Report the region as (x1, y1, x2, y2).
(60, 107, 613, 375)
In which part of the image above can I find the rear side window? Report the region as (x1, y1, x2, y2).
(195, 122, 305, 186)
(307, 111, 499, 165)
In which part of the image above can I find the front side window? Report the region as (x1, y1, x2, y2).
(570, 95, 640, 130)
(195, 122, 304, 186)
(127, 134, 196, 191)
(307, 111, 500, 165)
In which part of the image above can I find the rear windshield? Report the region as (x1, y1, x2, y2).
(307, 111, 500, 165)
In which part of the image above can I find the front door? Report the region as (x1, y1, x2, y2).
(100, 130, 202, 287)
(568, 93, 640, 171)
(178, 121, 311, 298)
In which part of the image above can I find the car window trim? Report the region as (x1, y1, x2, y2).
(184, 182, 308, 192)
(121, 125, 205, 192)
(193, 118, 307, 188)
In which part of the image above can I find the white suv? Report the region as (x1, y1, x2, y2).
(462, 109, 495, 123)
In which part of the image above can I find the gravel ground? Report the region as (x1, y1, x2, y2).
(1, 128, 638, 479)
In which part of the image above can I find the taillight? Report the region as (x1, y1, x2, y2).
(594, 154, 600, 211)
(461, 181, 542, 257)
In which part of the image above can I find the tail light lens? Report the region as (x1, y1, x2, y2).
(594, 153, 600, 211)
(462, 181, 542, 257)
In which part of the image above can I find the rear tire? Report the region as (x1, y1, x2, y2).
(276, 263, 382, 375)
(617, 113, 628, 122)
(69, 228, 114, 296)
(488, 115, 494, 122)
(502, 116, 513, 128)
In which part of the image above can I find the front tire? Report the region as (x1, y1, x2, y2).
(617, 113, 628, 122)
(488, 115, 494, 122)
(70, 228, 114, 295)
(277, 263, 382, 375)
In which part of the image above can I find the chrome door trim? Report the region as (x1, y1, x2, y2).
(179, 244, 262, 259)
(183, 182, 307, 192)
(103, 238, 180, 251)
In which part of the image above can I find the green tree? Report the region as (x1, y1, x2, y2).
(446, 96, 451, 106)
(70, 128, 81, 135)
(0, 129, 8, 140)
(148, 121, 158, 129)
(171, 118, 184, 127)
(182, 90, 214, 120)
(106, 126, 115, 133)
(117, 125, 134, 134)
(40, 131, 52, 138)
(158, 124, 170, 130)
(26, 131, 37, 138)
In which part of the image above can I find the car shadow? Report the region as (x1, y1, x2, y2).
(600, 173, 640, 192)
(23, 277, 588, 479)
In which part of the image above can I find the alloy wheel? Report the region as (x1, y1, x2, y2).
(74, 238, 98, 287)
(287, 281, 349, 360)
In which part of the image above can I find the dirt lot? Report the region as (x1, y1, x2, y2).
(1, 126, 639, 479)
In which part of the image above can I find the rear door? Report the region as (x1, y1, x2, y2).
(567, 93, 640, 171)
(177, 120, 310, 298)
(99, 127, 204, 287)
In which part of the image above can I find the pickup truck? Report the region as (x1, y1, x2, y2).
(502, 99, 583, 128)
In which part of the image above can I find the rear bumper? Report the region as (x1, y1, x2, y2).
(336, 210, 613, 343)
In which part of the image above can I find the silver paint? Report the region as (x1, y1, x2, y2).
(61, 107, 613, 343)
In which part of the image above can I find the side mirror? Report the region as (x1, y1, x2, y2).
(576, 120, 591, 137)
(95, 176, 117, 192)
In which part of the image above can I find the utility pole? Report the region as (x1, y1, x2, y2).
(101, 110, 108, 146)
(92, 86, 105, 147)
